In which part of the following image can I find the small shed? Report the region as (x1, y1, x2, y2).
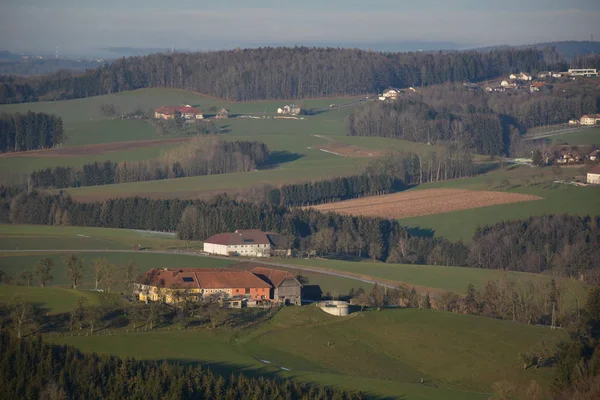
(215, 108, 229, 119)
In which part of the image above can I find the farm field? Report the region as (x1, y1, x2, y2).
(309, 188, 542, 219)
(46, 305, 565, 399)
(550, 126, 600, 145)
(0, 224, 188, 251)
(0, 285, 124, 314)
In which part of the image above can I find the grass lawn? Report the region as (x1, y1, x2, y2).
(550, 126, 600, 145)
(0, 285, 124, 314)
(47, 306, 564, 399)
(0, 224, 188, 251)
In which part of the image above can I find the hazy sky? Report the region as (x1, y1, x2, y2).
(2, 0, 599, 55)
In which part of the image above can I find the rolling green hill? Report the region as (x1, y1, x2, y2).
(46, 305, 565, 399)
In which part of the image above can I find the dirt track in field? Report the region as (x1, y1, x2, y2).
(0, 137, 193, 158)
(308, 188, 542, 219)
(314, 142, 384, 158)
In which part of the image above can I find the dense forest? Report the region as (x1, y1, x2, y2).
(0, 332, 362, 400)
(346, 83, 599, 155)
(0, 47, 557, 104)
(0, 111, 64, 153)
(29, 138, 270, 188)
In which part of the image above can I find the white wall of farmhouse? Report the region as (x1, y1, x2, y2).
(203, 242, 271, 257)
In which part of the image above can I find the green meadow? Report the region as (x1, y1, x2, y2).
(46, 305, 565, 399)
(550, 126, 600, 145)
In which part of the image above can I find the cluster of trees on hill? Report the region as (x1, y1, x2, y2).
(265, 174, 402, 207)
(29, 138, 270, 188)
(345, 84, 599, 155)
(0, 111, 64, 153)
(468, 215, 600, 282)
(0, 332, 363, 400)
(0, 47, 557, 103)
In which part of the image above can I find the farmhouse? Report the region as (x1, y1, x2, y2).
(379, 87, 401, 101)
(154, 105, 203, 120)
(580, 114, 600, 126)
(587, 165, 600, 185)
(277, 104, 302, 115)
(134, 268, 272, 304)
(568, 68, 598, 77)
(250, 266, 302, 305)
(529, 82, 546, 92)
(203, 229, 284, 257)
(589, 150, 599, 161)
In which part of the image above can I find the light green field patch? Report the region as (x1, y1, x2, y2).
(550, 126, 600, 145)
(0, 285, 123, 314)
(46, 306, 563, 399)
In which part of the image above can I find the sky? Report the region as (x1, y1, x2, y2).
(1, 0, 599, 56)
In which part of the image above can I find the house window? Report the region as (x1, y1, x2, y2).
(245, 288, 250, 294)
(236, 289, 239, 293)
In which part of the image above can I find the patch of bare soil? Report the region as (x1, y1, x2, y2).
(314, 142, 384, 158)
(0, 137, 193, 158)
(309, 188, 542, 219)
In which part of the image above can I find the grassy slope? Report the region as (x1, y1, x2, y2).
(0, 285, 124, 314)
(0, 224, 187, 251)
(47, 306, 564, 399)
(550, 126, 600, 145)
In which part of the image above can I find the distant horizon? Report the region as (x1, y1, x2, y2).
(2, 1, 598, 58)
(4, 38, 599, 60)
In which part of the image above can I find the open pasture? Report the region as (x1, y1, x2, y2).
(310, 188, 542, 219)
(550, 126, 600, 145)
(46, 306, 565, 399)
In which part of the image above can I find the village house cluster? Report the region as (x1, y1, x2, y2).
(154, 105, 230, 121)
(483, 68, 598, 93)
(134, 264, 304, 307)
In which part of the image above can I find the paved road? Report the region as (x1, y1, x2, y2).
(2, 249, 399, 289)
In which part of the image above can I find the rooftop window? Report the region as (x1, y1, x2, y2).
(182, 277, 194, 282)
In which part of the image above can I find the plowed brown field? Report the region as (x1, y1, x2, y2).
(309, 188, 542, 219)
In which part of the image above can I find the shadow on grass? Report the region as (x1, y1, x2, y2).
(405, 226, 436, 238)
(260, 151, 304, 170)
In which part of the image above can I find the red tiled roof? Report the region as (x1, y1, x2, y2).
(589, 165, 600, 174)
(204, 230, 272, 246)
(250, 266, 300, 287)
(179, 106, 203, 114)
(531, 82, 545, 88)
(139, 268, 271, 289)
(195, 269, 271, 289)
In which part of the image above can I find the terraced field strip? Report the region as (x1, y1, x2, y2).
(309, 188, 542, 218)
(0, 137, 192, 158)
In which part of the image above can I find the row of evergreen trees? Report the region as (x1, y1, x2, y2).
(29, 140, 271, 189)
(0, 111, 64, 153)
(0, 46, 558, 104)
(265, 175, 402, 206)
(0, 332, 363, 400)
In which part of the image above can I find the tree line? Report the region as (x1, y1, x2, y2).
(345, 82, 599, 155)
(0, 46, 559, 104)
(29, 138, 270, 189)
(0, 111, 64, 153)
(0, 331, 363, 400)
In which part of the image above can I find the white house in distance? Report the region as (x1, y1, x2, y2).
(568, 68, 598, 77)
(587, 165, 600, 185)
(580, 114, 600, 126)
(203, 230, 284, 258)
(379, 88, 401, 101)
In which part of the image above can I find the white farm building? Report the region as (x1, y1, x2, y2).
(203, 230, 284, 258)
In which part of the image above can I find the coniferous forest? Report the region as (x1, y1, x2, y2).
(0, 332, 362, 400)
(0, 47, 559, 104)
(0, 112, 64, 153)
